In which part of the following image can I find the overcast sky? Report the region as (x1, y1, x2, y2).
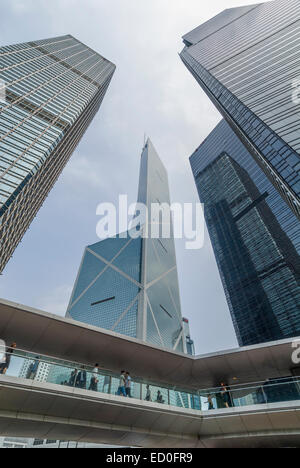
(0, 0, 260, 354)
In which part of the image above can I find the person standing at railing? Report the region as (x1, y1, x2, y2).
(206, 394, 214, 410)
(220, 383, 231, 409)
(76, 366, 87, 389)
(89, 364, 99, 392)
(125, 372, 132, 398)
(145, 384, 151, 402)
(156, 391, 165, 404)
(117, 370, 126, 397)
(69, 369, 78, 387)
(0, 342, 17, 375)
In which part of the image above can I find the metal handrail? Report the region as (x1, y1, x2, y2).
(1, 348, 300, 412)
(7, 346, 299, 393)
(1, 348, 300, 398)
(0, 348, 199, 395)
(1, 347, 112, 374)
(198, 377, 300, 396)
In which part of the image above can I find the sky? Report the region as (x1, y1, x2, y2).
(0, 0, 259, 355)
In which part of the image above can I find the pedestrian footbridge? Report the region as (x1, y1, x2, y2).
(0, 298, 300, 448)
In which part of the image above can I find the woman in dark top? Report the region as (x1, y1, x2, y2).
(76, 367, 87, 389)
(69, 369, 78, 387)
(220, 382, 231, 408)
(0, 342, 17, 375)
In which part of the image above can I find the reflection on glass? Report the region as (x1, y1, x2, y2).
(2, 349, 300, 414)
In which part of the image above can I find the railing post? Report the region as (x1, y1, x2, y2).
(108, 376, 112, 395)
(168, 389, 170, 406)
(140, 383, 143, 401)
(229, 390, 234, 408)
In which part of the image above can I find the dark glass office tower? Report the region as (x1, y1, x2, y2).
(181, 0, 300, 219)
(67, 139, 186, 353)
(0, 35, 115, 273)
(190, 120, 300, 346)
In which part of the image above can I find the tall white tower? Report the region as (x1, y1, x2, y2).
(67, 139, 186, 353)
(136, 139, 185, 352)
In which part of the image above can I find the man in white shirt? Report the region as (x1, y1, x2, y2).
(89, 363, 99, 391)
(117, 370, 126, 397)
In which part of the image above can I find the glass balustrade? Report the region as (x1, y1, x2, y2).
(0, 348, 300, 413)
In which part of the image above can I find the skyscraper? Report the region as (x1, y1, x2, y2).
(181, 0, 300, 219)
(19, 358, 50, 383)
(0, 35, 115, 273)
(67, 139, 186, 353)
(190, 119, 300, 346)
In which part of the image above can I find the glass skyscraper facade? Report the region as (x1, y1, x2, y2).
(181, 0, 300, 219)
(19, 358, 50, 383)
(67, 231, 142, 339)
(0, 35, 115, 273)
(67, 139, 186, 353)
(190, 119, 300, 346)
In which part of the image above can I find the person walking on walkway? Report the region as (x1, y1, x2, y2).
(69, 369, 77, 387)
(156, 390, 165, 404)
(0, 342, 17, 375)
(89, 364, 99, 392)
(145, 385, 151, 402)
(206, 394, 214, 410)
(125, 372, 132, 398)
(76, 366, 87, 389)
(220, 383, 231, 408)
(117, 371, 126, 397)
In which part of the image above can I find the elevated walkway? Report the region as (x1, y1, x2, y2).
(0, 375, 300, 448)
(0, 298, 299, 389)
(0, 298, 300, 447)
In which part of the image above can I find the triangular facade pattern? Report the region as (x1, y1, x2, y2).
(67, 139, 186, 352)
(67, 235, 141, 337)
